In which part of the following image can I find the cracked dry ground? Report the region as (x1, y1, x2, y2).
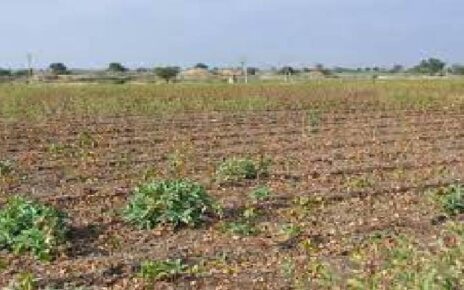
(1, 108, 463, 289)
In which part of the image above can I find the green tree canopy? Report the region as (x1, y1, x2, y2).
(0, 68, 11, 77)
(194, 63, 209, 70)
(49, 63, 69, 75)
(413, 58, 446, 75)
(108, 62, 128, 73)
(154, 66, 180, 83)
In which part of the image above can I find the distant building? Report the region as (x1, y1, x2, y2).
(215, 68, 243, 83)
(307, 69, 327, 79)
(180, 68, 212, 81)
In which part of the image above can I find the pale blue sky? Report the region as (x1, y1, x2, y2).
(1, 0, 463, 69)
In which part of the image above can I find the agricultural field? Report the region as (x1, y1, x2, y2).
(1, 80, 464, 289)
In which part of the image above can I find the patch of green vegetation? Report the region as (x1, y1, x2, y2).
(138, 259, 188, 281)
(123, 180, 216, 229)
(216, 157, 271, 183)
(347, 230, 464, 289)
(221, 220, 259, 236)
(279, 223, 302, 239)
(249, 186, 272, 202)
(436, 184, 464, 215)
(0, 197, 68, 261)
(0, 160, 13, 176)
(307, 109, 322, 133)
(344, 175, 374, 190)
(6, 272, 37, 290)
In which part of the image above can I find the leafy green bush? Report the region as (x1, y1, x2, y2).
(0, 197, 68, 261)
(138, 259, 187, 281)
(124, 180, 215, 229)
(216, 157, 270, 183)
(439, 185, 464, 215)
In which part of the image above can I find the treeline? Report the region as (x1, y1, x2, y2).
(2, 58, 464, 82)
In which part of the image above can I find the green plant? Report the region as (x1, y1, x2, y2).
(279, 223, 302, 239)
(0, 197, 68, 261)
(216, 157, 270, 183)
(438, 185, 464, 215)
(221, 221, 258, 236)
(307, 109, 321, 133)
(138, 259, 187, 281)
(6, 272, 37, 290)
(0, 160, 13, 176)
(249, 186, 272, 202)
(154, 66, 180, 83)
(123, 180, 216, 229)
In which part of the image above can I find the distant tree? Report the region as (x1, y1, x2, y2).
(279, 66, 297, 75)
(372, 67, 380, 72)
(154, 66, 180, 83)
(194, 63, 209, 70)
(315, 63, 325, 71)
(12, 69, 30, 77)
(0, 68, 11, 77)
(247, 67, 259, 75)
(413, 58, 446, 75)
(450, 64, 464, 75)
(108, 62, 128, 73)
(49, 63, 69, 75)
(390, 64, 404, 73)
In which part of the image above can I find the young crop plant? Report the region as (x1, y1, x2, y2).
(216, 156, 271, 183)
(0, 197, 68, 261)
(138, 259, 188, 282)
(249, 186, 272, 202)
(0, 159, 13, 176)
(307, 109, 322, 134)
(436, 184, 464, 215)
(123, 180, 216, 229)
(6, 272, 37, 290)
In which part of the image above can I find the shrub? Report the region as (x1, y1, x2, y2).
(438, 185, 464, 215)
(138, 259, 187, 281)
(154, 67, 180, 83)
(123, 180, 215, 229)
(0, 197, 68, 261)
(216, 157, 270, 183)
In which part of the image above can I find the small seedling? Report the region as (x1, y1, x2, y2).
(216, 157, 271, 183)
(344, 176, 373, 190)
(249, 186, 272, 202)
(124, 180, 216, 229)
(78, 131, 97, 148)
(436, 185, 464, 215)
(138, 259, 188, 281)
(308, 110, 321, 132)
(0, 160, 13, 176)
(7, 272, 37, 290)
(221, 221, 258, 236)
(279, 223, 302, 239)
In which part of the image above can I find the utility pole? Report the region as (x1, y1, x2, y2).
(27, 53, 33, 80)
(240, 58, 248, 84)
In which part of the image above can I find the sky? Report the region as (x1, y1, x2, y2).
(1, 0, 463, 69)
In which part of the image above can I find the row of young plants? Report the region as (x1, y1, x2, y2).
(1, 157, 464, 287)
(0, 157, 270, 262)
